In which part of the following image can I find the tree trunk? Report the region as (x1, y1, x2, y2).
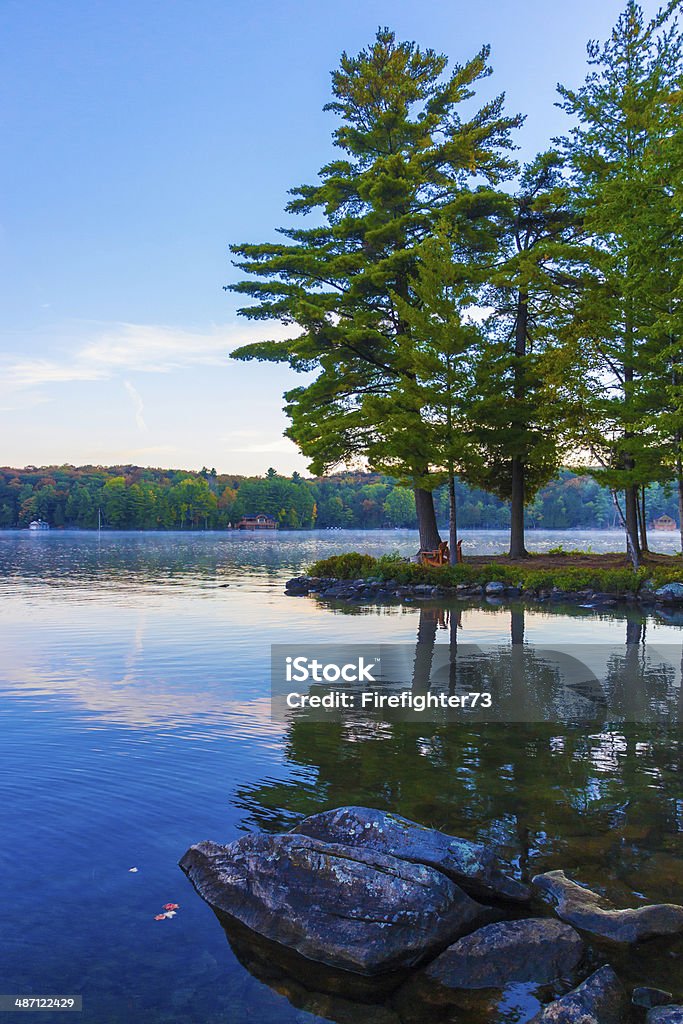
(447, 610, 459, 695)
(612, 488, 640, 569)
(677, 456, 683, 557)
(414, 487, 441, 551)
(624, 483, 641, 567)
(622, 306, 640, 568)
(448, 472, 458, 566)
(411, 607, 438, 694)
(626, 618, 644, 646)
(638, 485, 649, 553)
(509, 290, 529, 559)
(510, 606, 525, 647)
(509, 457, 527, 559)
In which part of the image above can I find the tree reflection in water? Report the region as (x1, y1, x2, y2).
(227, 603, 683, 1017)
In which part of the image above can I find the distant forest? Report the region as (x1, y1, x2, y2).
(0, 465, 679, 532)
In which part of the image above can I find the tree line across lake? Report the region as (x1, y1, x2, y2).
(226, 4, 682, 566)
(1, 464, 680, 533)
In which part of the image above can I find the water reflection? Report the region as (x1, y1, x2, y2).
(1, 533, 682, 1023)
(213, 908, 550, 1024)
(234, 603, 683, 1013)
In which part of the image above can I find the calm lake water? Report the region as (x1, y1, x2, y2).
(1, 529, 682, 1024)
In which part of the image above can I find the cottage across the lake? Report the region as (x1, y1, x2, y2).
(235, 514, 278, 530)
(651, 514, 678, 532)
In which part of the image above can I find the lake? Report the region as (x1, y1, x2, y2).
(1, 529, 682, 1023)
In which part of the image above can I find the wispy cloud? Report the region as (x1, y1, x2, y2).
(0, 320, 294, 393)
(80, 322, 234, 373)
(4, 358, 107, 388)
(124, 380, 148, 432)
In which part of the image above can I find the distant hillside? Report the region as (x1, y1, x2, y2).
(0, 464, 679, 531)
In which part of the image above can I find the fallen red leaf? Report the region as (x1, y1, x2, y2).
(163, 903, 179, 911)
(154, 914, 166, 921)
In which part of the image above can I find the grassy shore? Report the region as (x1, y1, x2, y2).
(308, 550, 683, 595)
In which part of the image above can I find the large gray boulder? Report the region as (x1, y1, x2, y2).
(647, 1009, 683, 1024)
(422, 918, 584, 989)
(179, 833, 496, 975)
(532, 869, 683, 944)
(291, 806, 529, 903)
(530, 966, 628, 1023)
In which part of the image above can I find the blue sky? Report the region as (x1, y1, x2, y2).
(0, 0, 663, 475)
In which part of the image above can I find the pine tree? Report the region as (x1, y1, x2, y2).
(229, 28, 522, 550)
(359, 227, 488, 562)
(558, 1, 682, 566)
(468, 151, 587, 557)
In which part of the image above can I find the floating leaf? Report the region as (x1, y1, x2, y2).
(163, 903, 179, 911)
(128, 867, 138, 873)
(154, 914, 166, 921)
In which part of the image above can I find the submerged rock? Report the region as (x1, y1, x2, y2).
(530, 965, 627, 1023)
(647, 1009, 683, 1024)
(532, 869, 683, 944)
(179, 832, 496, 975)
(291, 805, 529, 903)
(422, 918, 584, 990)
(633, 988, 675, 1009)
(217, 911, 403, 1024)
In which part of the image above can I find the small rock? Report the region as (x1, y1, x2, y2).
(423, 918, 584, 990)
(485, 581, 506, 595)
(655, 582, 683, 602)
(634, 988, 675, 1009)
(285, 576, 311, 595)
(532, 869, 683, 944)
(530, 965, 627, 1023)
(291, 806, 529, 903)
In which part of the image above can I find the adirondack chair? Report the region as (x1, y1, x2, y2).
(420, 541, 450, 566)
(420, 540, 464, 566)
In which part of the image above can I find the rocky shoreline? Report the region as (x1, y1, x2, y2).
(180, 806, 683, 1023)
(285, 574, 683, 609)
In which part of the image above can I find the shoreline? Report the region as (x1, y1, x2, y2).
(285, 573, 683, 611)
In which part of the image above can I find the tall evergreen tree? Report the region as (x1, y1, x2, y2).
(361, 229, 488, 562)
(558, 1, 682, 567)
(638, 7, 683, 551)
(468, 151, 587, 557)
(229, 28, 522, 550)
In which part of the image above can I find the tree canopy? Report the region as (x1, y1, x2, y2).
(224, 5, 682, 564)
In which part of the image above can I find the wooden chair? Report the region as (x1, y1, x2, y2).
(420, 540, 464, 567)
(420, 541, 450, 566)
